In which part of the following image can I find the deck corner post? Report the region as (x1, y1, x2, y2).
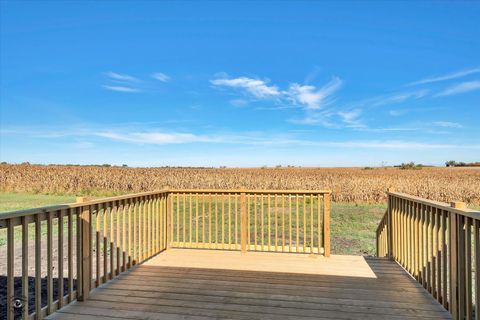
(77, 197, 91, 301)
(323, 192, 331, 257)
(165, 187, 171, 250)
(240, 189, 247, 254)
(387, 188, 395, 260)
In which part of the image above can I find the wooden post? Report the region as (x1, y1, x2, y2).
(449, 201, 465, 318)
(240, 189, 247, 253)
(165, 187, 171, 249)
(323, 193, 331, 257)
(77, 197, 91, 301)
(387, 187, 395, 260)
(451, 201, 466, 209)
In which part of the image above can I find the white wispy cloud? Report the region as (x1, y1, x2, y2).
(287, 77, 342, 110)
(3, 125, 480, 150)
(210, 77, 281, 98)
(371, 89, 428, 107)
(90, 130, 480, 150)
(96, 131, 216, 144)
(290, 114, 337, 127)
(102, 85, 140, 93)
(103, 71, 141, 92)
(152, 72, 170, 82)
(433, 121, 463, 128)
(105, 71, 139, 82)
(408, 67, 480, 86)
(318, 140, 480, 150)
(337, 109, 363, 128)
(435, 80, 480, 97)
(211, 74, 343, 128)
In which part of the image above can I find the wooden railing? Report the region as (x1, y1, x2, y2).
(376, 189, 480, 320)
(0, 190, 168, 320)
(169, 189, 331, 255)
(0, 188, 330, 320)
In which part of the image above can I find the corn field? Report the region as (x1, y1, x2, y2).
(1, 164, 479, 205)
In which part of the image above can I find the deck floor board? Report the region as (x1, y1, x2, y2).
(47, 249, 451, 320)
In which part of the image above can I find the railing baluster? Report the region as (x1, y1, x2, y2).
(146, 197, 150, 259)
(128, 200, 132, 268)
(110, 202, 115, 276)
(35, 213, 42, 319)
(22, 216, 29, 320)
(303, 194, 306, 253)
(432, 207, 438, 299)
(317, 194, 321, 255)
(475, 219, 480, 320)
(7, 218, 14, 320)
(169, 195, 173, 246)
(324, 193, 331, 257)
(290, 195, 293, 253)
(296, 195, 299, 253)
(458, 214, 466, 319)
(282, 195, 286, 252)
(436, 208, 442, 303)
(427, 205, 432, 293)
(95, 205, 101, 287)
(208, 194, 212, 247)
(268, 195, 271, 250)
(152, 196, 156, 254)
(253, 194, 257, 250)
(190, 194, 193, 246)
(47, 211, 53, 312)
(202, 193, 206, 245)
(67, 209, 73, 303)
(103, 204, 109, 278)
(466, 217, 473, 319)
(123, 200, 127, 270)
(215, 193, 218, 248)
(442, 210, 448, 309)
(58, 209, 64, 307)
(183, 193, 186, 247)
(227, 194, 231, 249)
(240, 190, 247, 253)
(310, 194, 313, 254)
(246, 193, 250, 249)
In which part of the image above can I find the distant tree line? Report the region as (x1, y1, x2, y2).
(445, 160, 480, 167)
(397, 162, 424, 170)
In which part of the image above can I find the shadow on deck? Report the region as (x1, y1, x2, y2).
(46, 249, 451, 320)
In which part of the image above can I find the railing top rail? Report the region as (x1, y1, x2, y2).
(388, 191, 480, 219)
(0, 189, 169, 221)
(168, 189, 332, 195)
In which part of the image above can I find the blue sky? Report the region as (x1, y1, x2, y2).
(0, 1, 479, 167)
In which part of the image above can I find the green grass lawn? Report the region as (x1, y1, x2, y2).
(0, 192, 387, 255)
(0, 192, 76, 212)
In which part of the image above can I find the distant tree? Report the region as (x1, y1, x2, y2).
(122, 164, 128, 167)
(399, 162, 422, 170)
(446, 160, 456, 167)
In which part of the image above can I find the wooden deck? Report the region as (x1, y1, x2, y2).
(47, 249, 451, 320)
